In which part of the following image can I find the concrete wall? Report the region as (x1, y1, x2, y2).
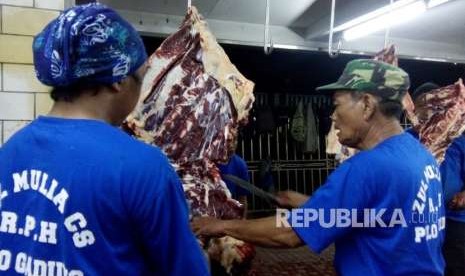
(0, 0, 65, 146)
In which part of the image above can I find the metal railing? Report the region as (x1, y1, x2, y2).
(240, 93, 412, 216)
(237, 93, 337, 216)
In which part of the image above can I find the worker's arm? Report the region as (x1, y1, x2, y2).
(191, 216, 303, 248)
(238, 195, 248, 219)
(449, 190, 465, 210)
(194, 159, 368, 254)
(276, 191, 310, 208)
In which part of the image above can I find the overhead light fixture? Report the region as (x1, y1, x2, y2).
(342, 1, 427, 41)
(334, 0, 418, 33)
(427, 0, 449, 8)
(414, 56, 448, 62)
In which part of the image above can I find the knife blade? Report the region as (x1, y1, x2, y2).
(223, 174, 280, 206)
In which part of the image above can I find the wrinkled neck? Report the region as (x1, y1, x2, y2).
(357, 118, 404, 150)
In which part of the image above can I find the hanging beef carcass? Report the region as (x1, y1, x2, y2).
(414, 79, 465, 163)
(124, 6, 255, 273)
(370, 46, 465, 163)
(371, 48, 465, 164)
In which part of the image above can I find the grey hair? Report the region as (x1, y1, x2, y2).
(349, 90, 403, 120)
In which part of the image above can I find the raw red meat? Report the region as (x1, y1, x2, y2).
(370, 46, 465, 163)
(124, 6, 255, 273)
(414, 79, 465, 163)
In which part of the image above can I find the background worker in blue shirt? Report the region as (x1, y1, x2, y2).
(218, 154, 250, 217)
(408, 82, 465, 276)
(0, 3, 208, 276)
(193, 59, 445, 275)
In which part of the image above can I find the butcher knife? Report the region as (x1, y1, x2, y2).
(223, 174, 280, 206)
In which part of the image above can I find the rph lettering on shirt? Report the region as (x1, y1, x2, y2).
(0, 170, 96, 275)
(411, 164, 446, 243)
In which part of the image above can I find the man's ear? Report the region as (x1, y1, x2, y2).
(110, 81, 124, 94)
(362, 94, 377, 120)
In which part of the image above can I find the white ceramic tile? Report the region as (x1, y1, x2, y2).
(0, 34, 34, 64)
(2, 5, 58, 36)
(0, 92, 34, 120)
(35, 92, 53, 117)
(3, 64, 50, 93)
(35, 0, 64, 10)
(0, 0, 33, 7)
(0, 64, 3, 91)
(3, 120, 29, 142)
(0, 121, 3, 146)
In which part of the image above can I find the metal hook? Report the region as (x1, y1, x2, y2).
(331, 39, 343, 58)
(328, 0, 340, 58)
(264, 0, 274, 55)
(384, 0, 394, 48)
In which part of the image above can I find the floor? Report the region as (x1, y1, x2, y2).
(247, 245, 336, 276)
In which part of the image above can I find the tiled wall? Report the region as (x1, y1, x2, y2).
(0, 0, 66, 146)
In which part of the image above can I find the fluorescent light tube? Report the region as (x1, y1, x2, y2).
(414, 57, 448, 62)
(343, 1, 427, 41)
(333, 0, 417, 32)
(428, 0, 449, 8)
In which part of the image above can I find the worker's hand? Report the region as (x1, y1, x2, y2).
(276, 190, 310, 208)
(448, 191, 465, 210)
(191, 216, 227, 238)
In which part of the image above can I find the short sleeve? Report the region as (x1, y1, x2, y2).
(440, 140, 465, 203)
(235, 156, 251, 196)
(288, 160, 371, 253)
(122, 151, 209, 275)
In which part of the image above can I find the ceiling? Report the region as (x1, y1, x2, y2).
(97, 0, 465, 63)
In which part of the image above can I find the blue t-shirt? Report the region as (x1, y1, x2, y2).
(405, 127, 419, 140)
(406, 128, 465, 222)
(289, 133, 445, 275)
(0, 116, 209, 276)
(218, 154, 250, 198)
(439, 135, 465, 222)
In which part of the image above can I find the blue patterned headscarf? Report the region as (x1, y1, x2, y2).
(33, 3, 147, 87)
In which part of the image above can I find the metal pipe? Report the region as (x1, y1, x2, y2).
(328, 0, 340, 58)
(384, 0, 394, 47)
(264, 0, 273, 55)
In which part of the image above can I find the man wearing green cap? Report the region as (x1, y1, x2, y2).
(192, 59, 445, 275)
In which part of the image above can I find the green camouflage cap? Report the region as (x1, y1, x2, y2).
(317, 59, 410, 102)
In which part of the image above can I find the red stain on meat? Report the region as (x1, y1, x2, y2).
(415, 79, 465, 163)
(124, 6, 255, 272)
